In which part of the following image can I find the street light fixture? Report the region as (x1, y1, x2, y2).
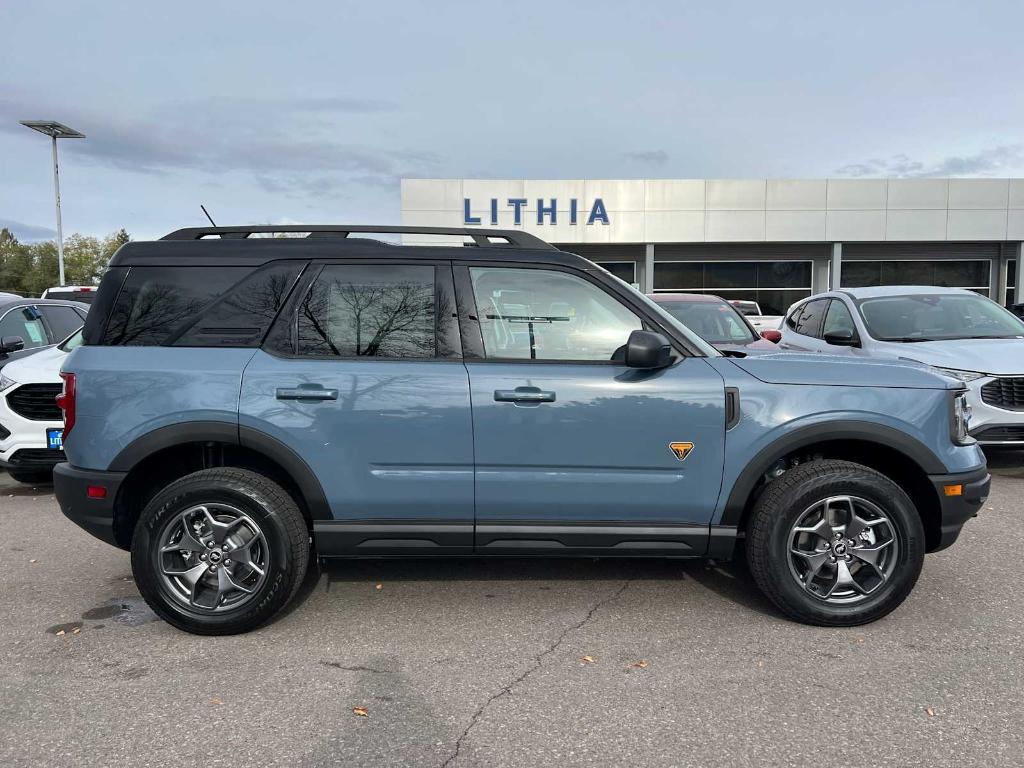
(20, 120, 86, 287)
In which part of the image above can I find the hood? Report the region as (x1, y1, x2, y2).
(728, 352, 957, 390)
(871, 338, 1024, 377)
(1, 344, 65, 385)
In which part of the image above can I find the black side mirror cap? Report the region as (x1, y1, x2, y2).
(823, 329, 858, 347)
(0, 335, 25, 354)
(624, 330, 673, 369)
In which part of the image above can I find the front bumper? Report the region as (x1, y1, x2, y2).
(964, 377, 1024, 445)
(53, 463, 127, 549)
(927, 466, 990, 551)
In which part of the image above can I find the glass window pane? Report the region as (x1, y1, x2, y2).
(843, 261, 881, 287)
(1008, 260, 1017, 288)
(882, 261, 932, 285)
(823, 299, 856, 336)
(653, 263, 702, 290)
(795, 298, 829, 337)
(934, 260, 989, 288)
(40, 305, 84, 341)
(594, 262, 636, 285)
(470, 267, 641, 361)
(297, 265, 435, 358)
(704, 262, 755, 289)
(0, 306, 48, 348)
(756, 261, 812, 288)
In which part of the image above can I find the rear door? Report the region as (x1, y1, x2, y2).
(239, 260, 474, 555)
(457, 263, 726, 556)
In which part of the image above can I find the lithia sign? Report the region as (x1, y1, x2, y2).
(463, 198, 610, 226)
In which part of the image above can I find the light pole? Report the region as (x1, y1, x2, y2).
(19, 121, 86, 287)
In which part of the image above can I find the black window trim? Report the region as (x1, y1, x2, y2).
(263, 258, 463, 363)
(453, 260, 697, 365)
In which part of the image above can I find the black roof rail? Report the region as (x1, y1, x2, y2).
(160, 225, 556, 250)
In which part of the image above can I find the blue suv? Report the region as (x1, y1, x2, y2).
(54, 225, 989, 634)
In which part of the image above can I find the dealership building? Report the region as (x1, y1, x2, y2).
(400, 178, 1024, 315)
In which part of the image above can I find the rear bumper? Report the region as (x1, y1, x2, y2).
(53, 463, 126, 549)
(927, 466, 990, 552)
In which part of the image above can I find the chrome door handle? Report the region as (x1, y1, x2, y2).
(494, 387, 556, 404)
(276, 386, 339, 401)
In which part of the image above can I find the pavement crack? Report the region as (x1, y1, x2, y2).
(440, 577, 634, 767)
(319, 661, 392, 674)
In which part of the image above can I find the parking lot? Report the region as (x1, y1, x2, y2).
(0, 458, 1021, 768)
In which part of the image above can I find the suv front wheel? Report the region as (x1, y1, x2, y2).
(746, 459, 926, 626)
(131, 468, 310, 635)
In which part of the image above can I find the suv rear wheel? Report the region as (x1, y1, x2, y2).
(131, 468, 309, 635)
(746, 459, 925, 626)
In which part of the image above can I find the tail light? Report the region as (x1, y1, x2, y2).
(56, 371, 76, 439)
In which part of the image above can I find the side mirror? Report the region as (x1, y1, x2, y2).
(823, 328, 858, 347)
(624, 330, 673, 369)
(0, 336, 25, 354)
(760, 329, 782, 343)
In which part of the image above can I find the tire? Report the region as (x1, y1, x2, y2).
(131, 468, 309, 635)
(8, 469, 52, 485)
(745, 459, 925, 627)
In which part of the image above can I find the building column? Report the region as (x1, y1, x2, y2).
(643, 243, 655, 293)
(830, 242, 842, 290)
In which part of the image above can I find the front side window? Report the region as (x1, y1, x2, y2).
(0, 306, 48, 348)
(297, 264, 436, 358)
(822, 299, 856, 337)
(40, 305, 85, 341)
(469, 267, 642, 361)
(857, 293, 1024, 342)
(656, 300, 756, 344)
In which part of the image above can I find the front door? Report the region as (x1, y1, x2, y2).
(458, 264, 726, 556)
(240, 261, 474, 555)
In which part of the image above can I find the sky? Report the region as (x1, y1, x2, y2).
(1, 0, 1022, 241)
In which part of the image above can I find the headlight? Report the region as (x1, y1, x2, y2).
(0, 373, 16, 392)
(933, 366, 985, 383)
(951, 391, 974, 445)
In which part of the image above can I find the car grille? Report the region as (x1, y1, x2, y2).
(970, 425, 1024, 443)
(7, 448, 65, 466)
(6, 384, 63, 421)
(981, 378, 1024, 411)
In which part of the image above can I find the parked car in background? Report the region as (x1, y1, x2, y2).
(41, 285, 99, 305)
(650, 293, 779, 351)
(54, 225, 987, 635)
(729, 299, 784, 335)
(0, 328, 81, 483)
(779, 286, 1024, 446)
(0, 296, 89, 370)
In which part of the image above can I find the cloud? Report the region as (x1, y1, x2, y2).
(0, 219, 57, 241)
(623, 149, 670, 166)
(0, 93, 435, 197)
(835, 145, 1024, 178)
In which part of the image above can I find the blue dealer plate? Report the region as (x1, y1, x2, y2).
(46, 428, 63, 450)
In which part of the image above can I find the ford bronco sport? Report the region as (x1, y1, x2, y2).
(53, 225, 989, 635)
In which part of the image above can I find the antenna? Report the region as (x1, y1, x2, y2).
(200, 204, 217, 226)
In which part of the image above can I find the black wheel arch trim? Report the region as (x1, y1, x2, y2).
(720, 420, 948, 527)
(107, 420, 332, 520)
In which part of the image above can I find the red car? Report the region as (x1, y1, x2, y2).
(648, 293, 780, 352)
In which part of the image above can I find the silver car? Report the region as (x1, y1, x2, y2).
(779, 286, 1024, 446)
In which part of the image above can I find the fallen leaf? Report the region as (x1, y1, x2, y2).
(210, 697, 223, 706)
(29, 559, 38, 564)
(56, 630, 65, 636)
(71, 627, 81, 635)
(925, 707, 935, 717)
(628, 660, 649, 669)
(375, 584, 383, 591)
(580, 655, 595, 664)
(353, 706, 369, 717)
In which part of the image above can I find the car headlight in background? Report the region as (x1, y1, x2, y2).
(933, 366, 986, 383)
(0, 373, 17, 392)
(951, 391, 974, 445)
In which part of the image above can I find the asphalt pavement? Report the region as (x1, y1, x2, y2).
(1, 459, 1022, 767)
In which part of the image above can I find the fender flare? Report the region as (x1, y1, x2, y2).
(720, 420, 945, 527)
(108, 420, 331, 520)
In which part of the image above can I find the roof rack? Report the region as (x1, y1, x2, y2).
(160, 225, 556, 250)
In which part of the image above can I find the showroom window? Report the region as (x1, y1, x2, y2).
(842, 260, 991, 297)
(653, 261, 812, 316)
(1007, 260, 1016, 307)
(593, 261, 637, 286)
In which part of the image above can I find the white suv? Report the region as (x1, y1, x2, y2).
(0, 329, 81, 483)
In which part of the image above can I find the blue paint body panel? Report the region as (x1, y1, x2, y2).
(467, 357, 726, 525)
(238, 350, 474, 524)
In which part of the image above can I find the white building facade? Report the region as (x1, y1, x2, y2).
(401, 178, 1024, 315)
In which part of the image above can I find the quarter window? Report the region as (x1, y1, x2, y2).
(297, 265, 436, 358)
(469, 267, 642, 361)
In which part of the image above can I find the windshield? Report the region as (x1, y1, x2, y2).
(656, 300, 758, 344)
(857, 293, 1024, 342)
(58, 328, 83, 352)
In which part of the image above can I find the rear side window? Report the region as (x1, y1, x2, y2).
(296, 264, 436, 358)
(102, 267, 249, 345)
(794, 298, 829, 338)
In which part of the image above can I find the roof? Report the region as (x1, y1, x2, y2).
(838, 286, 977, 300)
(647, 293, 724, 303)
(109, 225, 590, 269)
